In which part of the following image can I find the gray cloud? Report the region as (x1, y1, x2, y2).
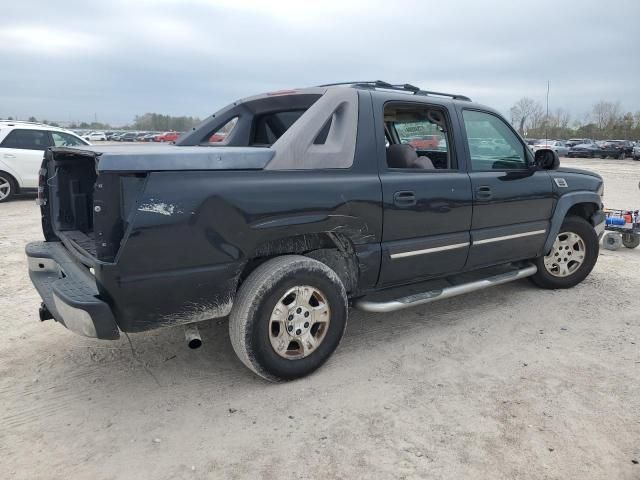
(1, 0, 639, 125)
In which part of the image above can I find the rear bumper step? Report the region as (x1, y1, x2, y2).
(25, 241, 119, 339)
(354, 264, 537, 313)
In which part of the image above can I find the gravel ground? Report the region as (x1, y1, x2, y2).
(0, 158, 639, 480)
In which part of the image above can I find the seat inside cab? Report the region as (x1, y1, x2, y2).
(384, 103, 452, 170)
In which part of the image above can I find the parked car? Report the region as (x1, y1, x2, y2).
(154, 131, 180, 142)
(633, 144, 640, 160)
(567, 142, 601, 158)
(0, 120, 89, 202)
(533, 140, 569, 157)
(406, 135, 440, 150)
(599, 140, 634, 159)
(26, 81, 605, 382)
(107, 131, 125, 141)
(134, 132, 149, 142)
(142, 132, 160, 142)
(117, 132, 138, 142)
(84, 131, 107, 142)
(566, 138, 593, 148)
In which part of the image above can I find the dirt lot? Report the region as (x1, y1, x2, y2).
(1, 158, 639, 480)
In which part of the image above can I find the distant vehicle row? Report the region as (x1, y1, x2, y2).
(73, 130, 184, 142)
(525, 138, 638, 159)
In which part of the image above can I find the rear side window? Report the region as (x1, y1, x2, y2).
(1, 129, 52, 150)
(51, 132, 88, 147)
(462, 110, 527, 170)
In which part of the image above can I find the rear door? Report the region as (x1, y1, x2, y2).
(378, 101, 473, 286)
(0, 129, 52, 188)
(459, 109, 553, 269)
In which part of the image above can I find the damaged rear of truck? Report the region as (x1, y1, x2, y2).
(27, 87, 382, 342)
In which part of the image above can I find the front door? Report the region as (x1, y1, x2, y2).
(378, 101, 472, 286)
(460, 109, 554, 269)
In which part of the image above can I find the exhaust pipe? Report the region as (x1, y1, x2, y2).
(184, 324, 202, 349)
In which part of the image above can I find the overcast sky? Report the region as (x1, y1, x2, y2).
(1, 0, 639, 125)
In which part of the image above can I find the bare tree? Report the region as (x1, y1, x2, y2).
(510, 97, 544, 135)
(592, 101, 621, 130)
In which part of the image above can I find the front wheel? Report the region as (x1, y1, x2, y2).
(229, 255, 348, 382)
(530, 216, 599, 289)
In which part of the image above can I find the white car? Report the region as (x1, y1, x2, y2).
(533, 140, 569, 157)
(84, 131, 107, 141)
(0, 121, 90, 202)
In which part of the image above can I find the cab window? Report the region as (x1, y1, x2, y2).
(384, 103, 452, 170)
(462, 110, 527, 170)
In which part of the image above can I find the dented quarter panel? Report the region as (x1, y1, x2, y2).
(97, 169, 383, 332)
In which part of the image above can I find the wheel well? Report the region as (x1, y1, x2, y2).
(566, 202, 598, 224)
(239, 233, 358, 293)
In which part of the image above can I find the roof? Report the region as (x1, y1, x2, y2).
(0, 120, 77, 135)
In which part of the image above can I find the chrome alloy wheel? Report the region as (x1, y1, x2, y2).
(0, 175, 11, 201)
(269, 286, 331, 359)
(543, 231, 586, 277)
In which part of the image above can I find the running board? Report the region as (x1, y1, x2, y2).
(354, 264, 537, 313)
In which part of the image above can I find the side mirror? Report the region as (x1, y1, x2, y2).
(534, 148, 560, 170)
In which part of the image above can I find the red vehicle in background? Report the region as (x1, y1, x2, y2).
(407, 135, 440, 150)
(208, 133, 226, 142)
(154, 131, 180, 142)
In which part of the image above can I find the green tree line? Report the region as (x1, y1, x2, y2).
(510, 98, 640, 140)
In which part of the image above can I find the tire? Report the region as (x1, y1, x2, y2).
(531, 216, 599, 289)
(0, 172, 17, 203)
(229, 255, 348, 382)
(622, 233, 640, 249)
(603, 232, 622, 251)
(600, 155, 606, 159)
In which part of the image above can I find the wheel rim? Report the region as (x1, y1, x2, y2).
(0, 176, 11, 200)
(269, 285, 331, 360)
(543, 231, 586, 277)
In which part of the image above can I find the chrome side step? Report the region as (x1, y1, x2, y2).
(354, 264, 537, 313)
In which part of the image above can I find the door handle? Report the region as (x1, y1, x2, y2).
(3, 153, 16, 158)
(475, 186, 493, 200)
(393, 190, 416, 207)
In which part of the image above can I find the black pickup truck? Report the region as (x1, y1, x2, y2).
(26, 81, 605, 381)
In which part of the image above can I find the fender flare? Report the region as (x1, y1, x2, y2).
(543, 191, 602, 253)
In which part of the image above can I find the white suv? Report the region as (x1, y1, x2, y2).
(0, 121, 90, 202)
(84, 131, 107, 141)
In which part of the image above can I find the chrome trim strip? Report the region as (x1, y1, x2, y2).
(390, 242, 470, 259)
(473, 229, 546, 245)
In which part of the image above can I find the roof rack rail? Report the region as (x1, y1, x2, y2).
(317, 80, 471, 101)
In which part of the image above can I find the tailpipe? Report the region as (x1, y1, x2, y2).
(184, 324, 202, 349)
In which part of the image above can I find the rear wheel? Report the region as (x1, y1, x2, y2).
(531, 216, 598, 289)
(229, 255, 348, 382)
(0, 172, 17, 203)
(622, 233, 640, 249)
